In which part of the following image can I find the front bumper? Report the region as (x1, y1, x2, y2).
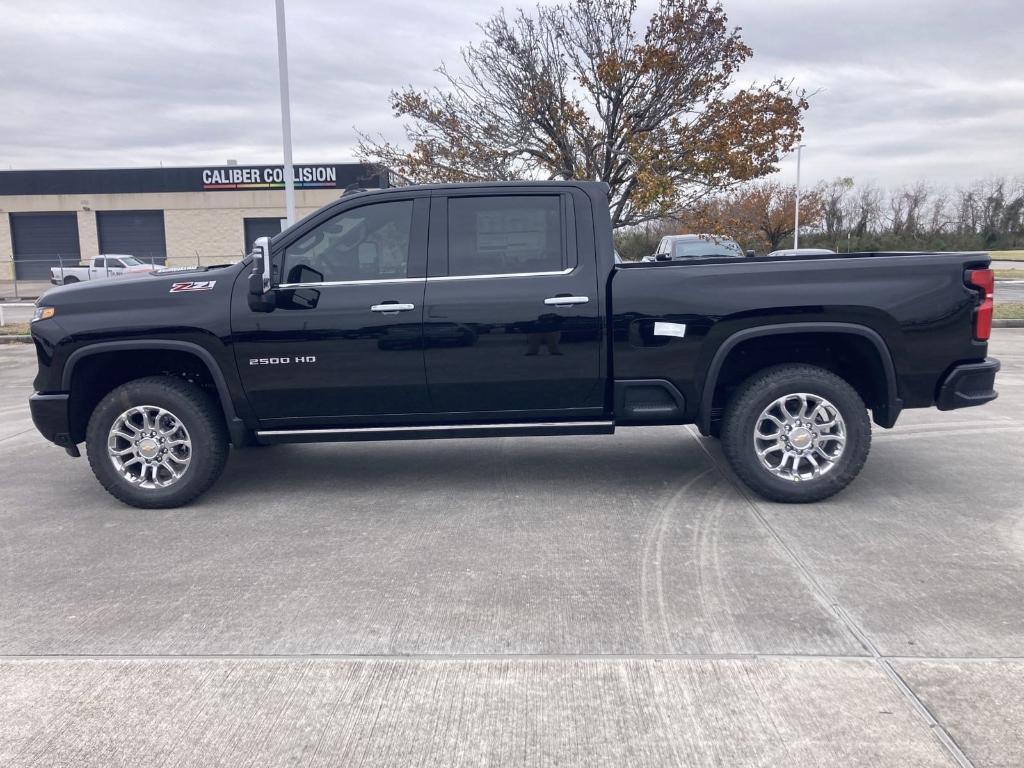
(29, 393, 79, 456)
(936, 358, 1000, 411)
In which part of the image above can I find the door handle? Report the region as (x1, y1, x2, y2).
(543, 296, 589, 307)
(370, 303, 415, 313)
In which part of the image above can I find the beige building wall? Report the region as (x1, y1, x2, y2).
(77, 210, 99, 258)
(0, 213, 11, 280)
(0, 212, 11, 261)
(1, 188, 344, 269)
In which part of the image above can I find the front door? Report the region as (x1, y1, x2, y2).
(231, 195, 430, 426)
(422, 190, 604, 417)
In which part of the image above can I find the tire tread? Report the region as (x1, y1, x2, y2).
(720, 364, 871, 503)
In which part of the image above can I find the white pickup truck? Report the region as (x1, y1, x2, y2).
(50, 255, 153, 285)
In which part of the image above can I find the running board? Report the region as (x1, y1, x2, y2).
(255, 421, 615, 445)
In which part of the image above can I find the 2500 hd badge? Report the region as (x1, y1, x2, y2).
(249, 356, 317, 365)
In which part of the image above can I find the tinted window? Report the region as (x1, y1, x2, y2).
(93, 258, 106, 268)
(448, 196, 562, 276)
(282, 200, 413, 283)
(672, 238, 742, 258)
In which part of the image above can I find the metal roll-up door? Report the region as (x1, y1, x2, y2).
(10, 212, 81, 279)
(97, 210, 167, 266)
(244, 217, 285, 255)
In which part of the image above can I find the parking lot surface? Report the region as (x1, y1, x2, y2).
(1, 333, 1022, 766)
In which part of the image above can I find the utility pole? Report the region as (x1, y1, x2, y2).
(275, 0, 296, 226)
(794, 144, 806, 249)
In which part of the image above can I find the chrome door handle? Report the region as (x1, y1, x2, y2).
(370, 303, 415, 313)
(544, 296, 589, 307)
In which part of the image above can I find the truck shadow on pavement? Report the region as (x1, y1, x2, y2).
(210, 430, 720, 500)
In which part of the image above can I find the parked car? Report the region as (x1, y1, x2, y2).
(50, 255, 152, 285)
(767, 248, 837, 257)
(29, 181, 999, 508)
(645, 234, 748, 261)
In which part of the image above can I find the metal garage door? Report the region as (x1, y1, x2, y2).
(244, 217, 284, 255)
(97, 210, 167, 266)
(10, 212, 81, 279)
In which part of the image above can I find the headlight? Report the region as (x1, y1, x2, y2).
(31, 306, 56, 322)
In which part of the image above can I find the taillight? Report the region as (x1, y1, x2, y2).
(967, 268, 994, 341)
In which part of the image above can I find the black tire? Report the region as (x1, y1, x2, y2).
(62, 276, 79, 284)
(720, 364, 871, 503)
(86, 376, 228, 508)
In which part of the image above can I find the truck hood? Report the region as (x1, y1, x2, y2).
(36, 262, 245, 336)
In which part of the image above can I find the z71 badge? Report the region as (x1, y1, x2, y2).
(170, 280, 216, 293)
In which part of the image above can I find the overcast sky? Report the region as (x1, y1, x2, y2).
(0, 0, 1021, 188)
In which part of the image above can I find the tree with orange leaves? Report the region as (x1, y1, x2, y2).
(681, 181, 824, 252)
(358, 0, 807, 229)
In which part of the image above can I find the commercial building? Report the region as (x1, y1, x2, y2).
(0, 163, 392, 279)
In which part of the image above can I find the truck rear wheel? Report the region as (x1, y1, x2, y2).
(62, 276, 79, 284)
(720, 364, 871, 503)
(86, 376, 228, 508)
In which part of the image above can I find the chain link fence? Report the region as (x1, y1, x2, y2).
(0, 254, 242, 300)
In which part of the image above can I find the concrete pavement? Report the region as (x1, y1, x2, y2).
(1, 333, 1023, 766)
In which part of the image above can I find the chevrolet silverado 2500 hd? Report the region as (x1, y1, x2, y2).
(28, 181, 999, 508)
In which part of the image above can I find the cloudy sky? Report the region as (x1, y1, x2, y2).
(0, 0, 1021, 188)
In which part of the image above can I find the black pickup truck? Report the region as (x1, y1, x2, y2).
(29, 181, 999, 508)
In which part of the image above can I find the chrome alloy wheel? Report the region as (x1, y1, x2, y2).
(753, 392, 846, 482)
(107, 405, 192, 489)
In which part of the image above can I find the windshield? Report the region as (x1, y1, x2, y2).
(118, 256, 144, 266)
(672, 239, 742, 258)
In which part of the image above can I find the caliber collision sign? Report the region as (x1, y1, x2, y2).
(201, 166, 339, 191)
(0, 164, 385, 197)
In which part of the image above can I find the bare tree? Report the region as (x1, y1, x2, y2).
(818, 177, 853, 248)
(850, 185, 882, 238)
(359, 0, 807, 228)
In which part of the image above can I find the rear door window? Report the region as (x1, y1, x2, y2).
(447, 196, 564, 277)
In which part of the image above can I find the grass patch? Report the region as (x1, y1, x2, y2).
(990, 250, 1024, 261)
(0, 322, 30, 336)
(995, 302, 1024, 320)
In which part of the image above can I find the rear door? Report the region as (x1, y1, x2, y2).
(422, 188, 604, 417)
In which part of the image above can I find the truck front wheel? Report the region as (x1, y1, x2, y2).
(720, 364, 871, 503)
(86, 376, 228, 508)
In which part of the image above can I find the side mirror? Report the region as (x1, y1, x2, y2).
(745, 249, 756, 258)
(254, 236, 272, 292)
(247, 236, 276, 312)
(655, 253, 671, 261)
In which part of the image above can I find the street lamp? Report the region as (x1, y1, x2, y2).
(794, 143, 802, 249)
(275, 0, 296, 226)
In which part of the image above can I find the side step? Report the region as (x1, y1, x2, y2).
(255, 421, 615, 445)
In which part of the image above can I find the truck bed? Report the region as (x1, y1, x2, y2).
(611, 250, 992, 425)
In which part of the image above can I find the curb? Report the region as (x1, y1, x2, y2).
(993, 319, 1024, 328)
(0, 335, 32, 344)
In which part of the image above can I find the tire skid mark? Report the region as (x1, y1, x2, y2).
(638, 468, 714, 653)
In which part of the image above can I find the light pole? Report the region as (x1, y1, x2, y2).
(275, 0, 296, 226)
(794, 143, 802, 249)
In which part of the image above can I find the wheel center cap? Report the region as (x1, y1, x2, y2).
(138, 438, 159, 458)
(790, 427, 813, 449)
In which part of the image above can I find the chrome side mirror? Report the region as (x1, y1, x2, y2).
(248, 236, 276, 312)
(254, 236, 272, 293)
